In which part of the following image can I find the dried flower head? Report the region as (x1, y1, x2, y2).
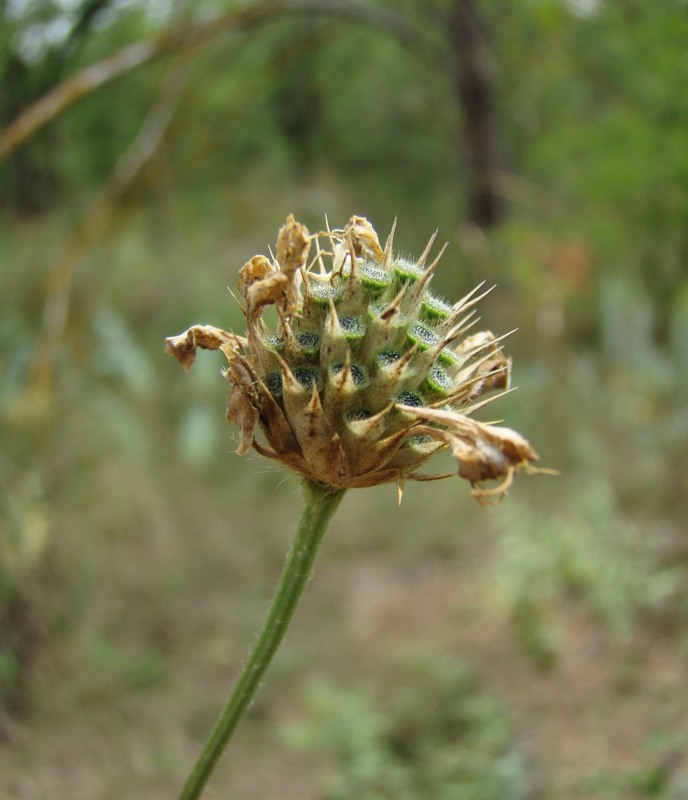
(166, 215, 540, 501)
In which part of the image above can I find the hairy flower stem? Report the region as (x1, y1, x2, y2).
(178, 480, 346, 800)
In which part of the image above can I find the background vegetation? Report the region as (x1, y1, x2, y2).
(1, 0, 687, 797)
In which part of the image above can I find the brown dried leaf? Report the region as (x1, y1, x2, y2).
(165, 324, 234, 371)
(225, 387, 259, 455)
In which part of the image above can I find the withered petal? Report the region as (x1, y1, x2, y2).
(276, 214, 311, 275)
(246, 271, 291, 317)
(225, 388, 259, 455)
(238, 255, 274, 304)
(396, 404, 539, 496)
(165, 325, 235, 371)
(344, 215, 384, 262)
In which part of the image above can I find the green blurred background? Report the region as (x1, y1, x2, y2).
(2, 1, 688, 797)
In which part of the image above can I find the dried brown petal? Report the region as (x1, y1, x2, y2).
(246, 271, 291, 318)
(276, 214, 311, 275)
(238, 256, 274, 306)
(398, 403, 539, 499)
(165, 324, 235, 371)
(226, 387, 259, 455)
(344, 215, 384, 262)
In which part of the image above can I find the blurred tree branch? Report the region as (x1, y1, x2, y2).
(0, 0, 118, 211)
(23, 62, 191, 413)
(11, 0, 429, 415)
(0, 0, 425, 163)
(0, 39, 154, 163)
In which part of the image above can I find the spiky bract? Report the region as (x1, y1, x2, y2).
(166, 216, 539, 500)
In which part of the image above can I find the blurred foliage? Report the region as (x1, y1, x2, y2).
(285, 648, 536, 800)
(1, 0, 688, 797)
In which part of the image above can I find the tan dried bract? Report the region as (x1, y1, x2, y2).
(276, 214, 311, 275)
(343, 215, 384, 261)
(225, 358, 260, 456)
(164, 324, 235, 371)
(239, 217, 310, 323)
(399, 404, 540, 502)
(238, 256, 274, 307)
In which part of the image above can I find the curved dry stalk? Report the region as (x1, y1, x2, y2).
(23, 64, 190, 414)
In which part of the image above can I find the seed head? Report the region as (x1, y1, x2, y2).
(166, 215, 540, 501)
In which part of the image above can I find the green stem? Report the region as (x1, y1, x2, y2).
(178, 480, 346, 800)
